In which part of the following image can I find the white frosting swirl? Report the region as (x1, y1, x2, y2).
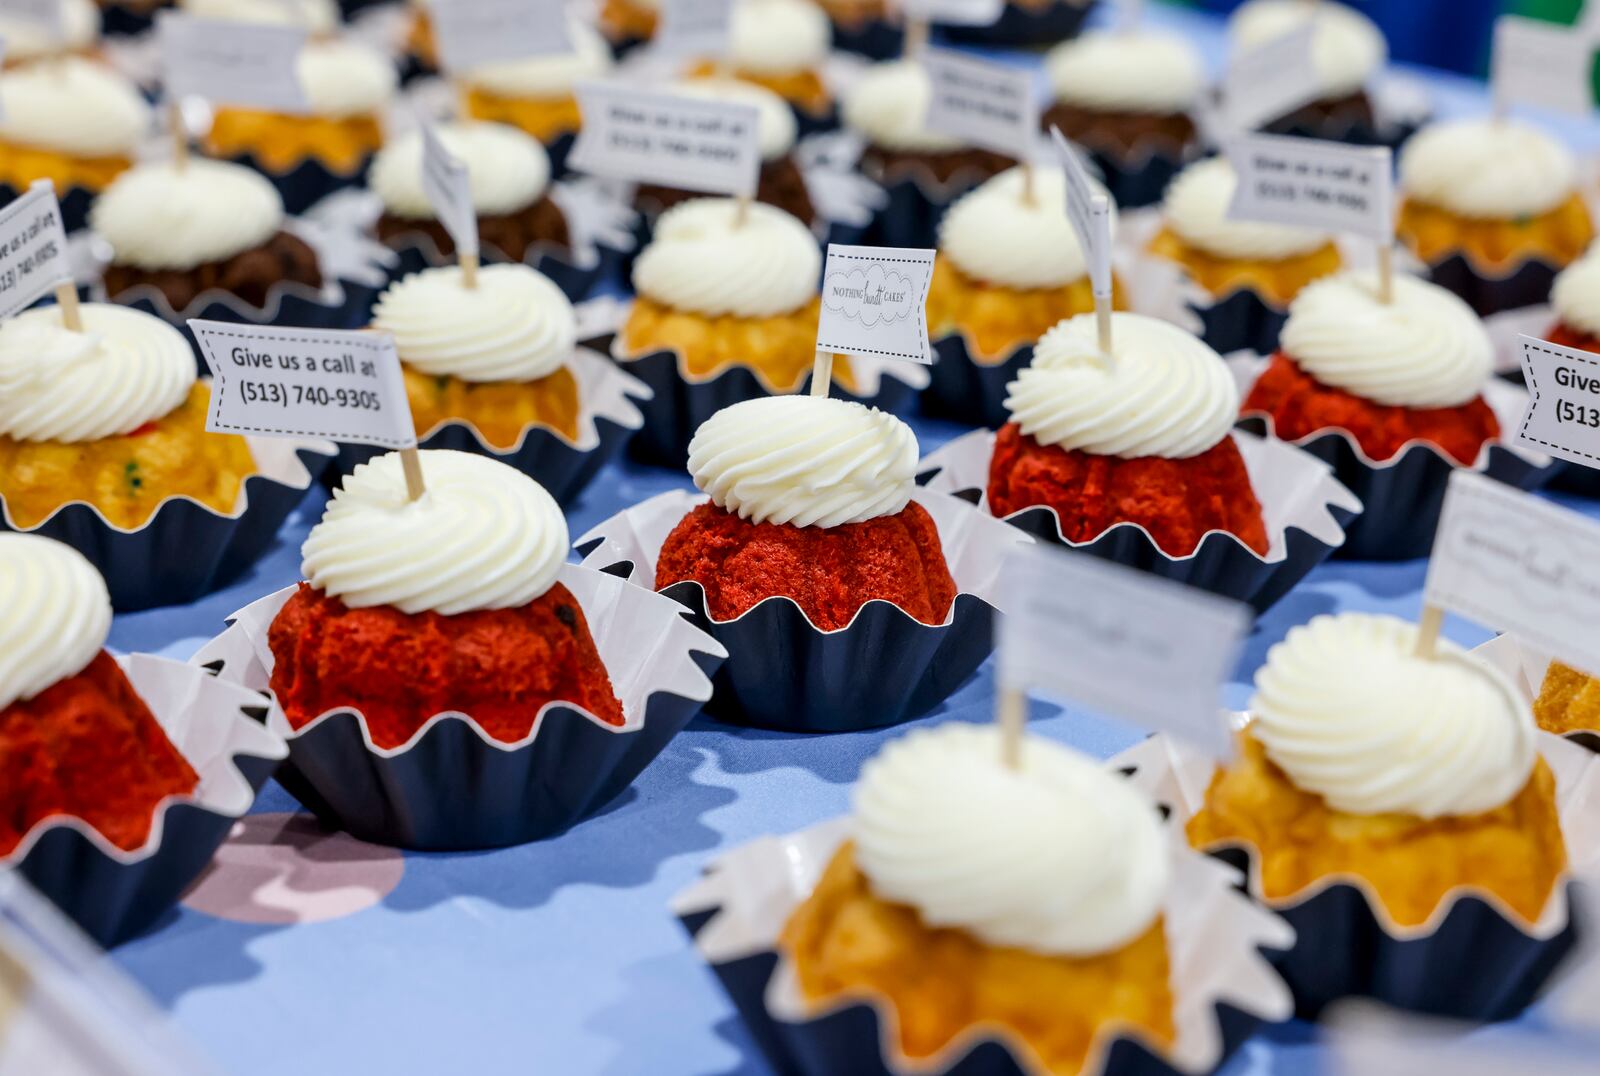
(842, 59, 961, 154)
(1046, 29, 1204, 114)
(0, 57, 149, 159)
(179, 0, 338, 31)
(0, 534, 112, 712)
(302, 449, 568, 615)
(0, 0, 99, 63)
(940, 166, 1111, 289)
(633, 198, 819, 318)
(91, 159, 284, 271)
(373, 264, 575, 383)
(462, 18, 611, 99)
(1006, 313, 1238, 459)
(671, 78, 796, 161)
(370, 120, 549, 220)
(686, 395, 917, 527)
(1163, 157, 1331, 260)
(1399, 117, 1576, 221)
(1230, 0, 1386, 99)
(1553, 243, 1600, 338)
(853, 723, 1169, 957)
(0, 303, 195, 443)
(299, 39, 397, 119)
(1250, 613, 1538, 819)
(1280, 271, 1491, 409)
(728, 0, 829, 75)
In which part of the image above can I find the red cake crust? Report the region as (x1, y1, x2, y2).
(0, 651, 198, 857)
(268, 582, 624, 751)
(1243, 352, 1500, 467)
(1547, 321, 1600, 355)
(985, 423, 1270, 557)
(654, 501, 958, 630)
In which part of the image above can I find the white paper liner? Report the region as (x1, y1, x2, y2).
(918, 426, 1361, 566)
(0, 653, 287, 867)
(576, 485, 1030, 632)
(670, 787, 1295, 1076)
(195, 561, 724, 754)
(1121, 728, 1600, 943)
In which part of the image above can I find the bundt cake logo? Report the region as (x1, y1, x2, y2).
(823, 264, 916, 328)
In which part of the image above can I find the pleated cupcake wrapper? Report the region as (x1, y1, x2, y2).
(936, 0, 1094, 47)
(90, 214, 394, 366)
(325, 346, 650, 504)
(306, 178, 629, 303)
(1422, 251, 1565, 320)
(917, 427, 1359, 614)
(1476, 634, 1600, 755)
(3, 654, 288, 948)
(1123, 729, 1600, 1021)
(1227, 352, 1553, 561)
(924, 234, 1204, 427)
(191, 564, 725, 851)
(1084, 142, 1193, 212)
(575, 486, 1032, 732)
(609, 327, 929, 470)
(828, 17, 904, 59)
(223, 149, 375, 218)
(0, 438, 334, 612)
(97, 2, 159, 35)
(0, 182, 95, 233)
(669, 781, 1295, 1076)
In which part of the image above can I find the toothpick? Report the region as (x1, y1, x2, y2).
(54, 280, 81, 332)
(400, 447, 427, 501)
(1021, 162, 1036, 206)
(169, 100, 188, 171)
(734, 195, 750, 228)
(1096, 302, 1113, 357)
(1377, 242, 1394, 304)
(460, 249, 479, 289)
(810, 350, 833, 398)
(997, 684, 1026, 770)
(1413, 604, 1443, 660)
(904, 15, 929, 57)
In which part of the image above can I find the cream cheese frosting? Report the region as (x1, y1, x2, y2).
(91, 159, 285, 271)
(842, 59, 961, 154)
(299, 39, 398, 119)
(670, 78, 796, 162)
(1399, 117, 1577, 221)
(462, 18, 611, 99)
(728, 0, 829, 75)
(1006, 313, 1239, 459)
(940, 166, 1111, 290)
(632, 198, 819, 318)
(302, 449, 568, 615)
(686, 395, 917, 527)
(1280, 271, 1492, 409)
(1553, 243, 1600, 338)
(0, 0, 99, 63)
(1045, 29, 1204, 114)
(0, 303, 195, 443)
(0, 57, 149, 159)
(179, 0, 338, 31)
(1230, 0, 1385, 100)
(0, 534, 113, 712)
(372, 264, 575, 383)
(370, 120, 550, 220)
(1249, 613, 1538, 819)
(853, 723, 1170, 957)
(1163, 157, 1331, 261)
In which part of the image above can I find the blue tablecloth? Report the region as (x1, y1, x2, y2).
(97, 5, 1600, 1074)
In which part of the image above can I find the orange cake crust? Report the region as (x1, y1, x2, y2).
(926, 257, 1125, 363)
(401, 364, 582, 448)
(1146, 226, 1342, 308)
(1397, 192, 1594, 275)
(1534, 661, 1600, 737)
(463, 87, 584, 145)
(203, 109, 384, 174)
(781, 842, 1177, 1076)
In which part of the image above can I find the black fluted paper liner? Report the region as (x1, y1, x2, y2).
(1, 443, 333, 611)
(1194, 287, 1289, 358)
(224, 150, 374, 217)
(830, 17, 903, 59)
(382, 230, 602, 304)
(664, 585, 995, 732)
(1422, 252, 1564, 319)
(98, 2, 159, 34)
(1259, 111, 1421, 154)
(616, 346, 920, 469)
(1088, 146, 1188, 212)
(937, 0, 1093, 46)
(923, 335, 1030, 428)
(271, 694, 706, 850)
(791, 103, 840, 141)
(1236, 416, 1549, 561)
(1, 181, 94, 233)
(1206, 845, 1577, 1022)
(858, 173, 964, 251)
(545, 131, 577, 179)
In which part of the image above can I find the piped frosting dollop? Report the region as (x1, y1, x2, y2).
(299, 39, 398, 119)
(461, 17, 612, 98)
(842, 59, 961, 154)
(0, 57, 149, 159)
(1553, 242, 1600, 338)
(1162, 157, 1331, 261)
(940, 166, 1110, 290)
(671, 78, 796, 161)
(1229, 0, 1386, 100)
(1399, 117, 1577, 221)
(90, 159, 285, 271)
(1046, 29, 1204, 114)
(370, 120, 550, 220)
(728, 0, 830, 75)
(632, 198, 819, 318)
(0, 534, 112, 712)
